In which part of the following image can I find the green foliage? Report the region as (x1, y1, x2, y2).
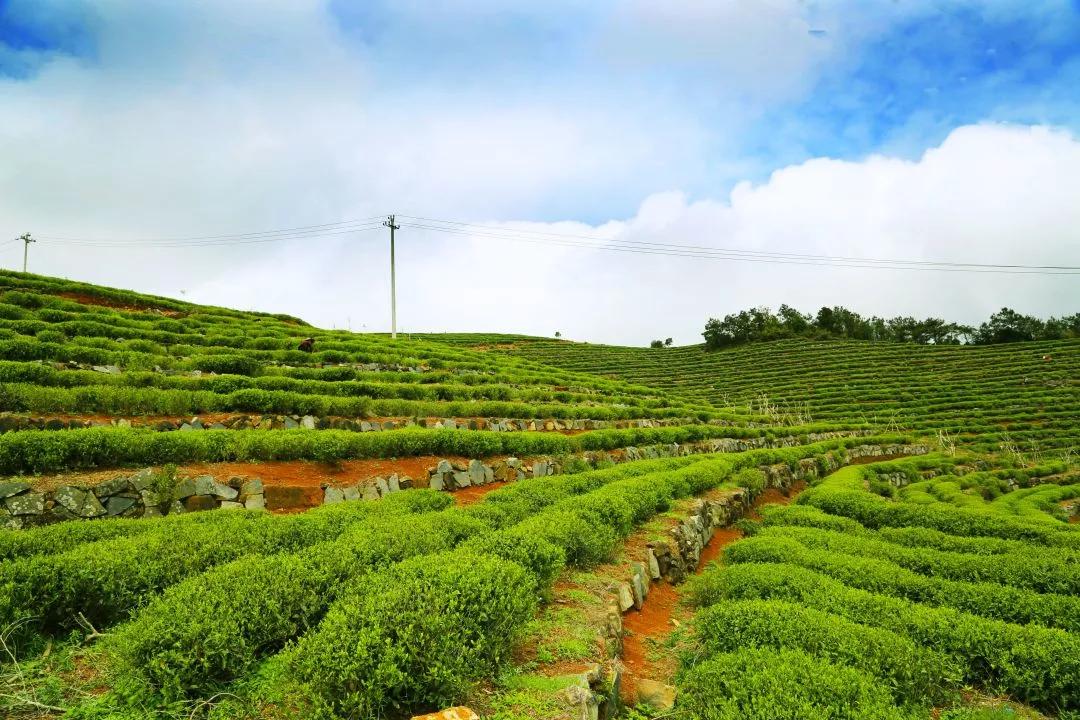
(291, 551, 536, 718)
(702, 303, 975, 349)
(678, 647, 919, 720)
(688, 562, 1080, 711)
(687, 599, 957, 705)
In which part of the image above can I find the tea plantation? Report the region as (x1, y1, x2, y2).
(0, 272, 1076, 720)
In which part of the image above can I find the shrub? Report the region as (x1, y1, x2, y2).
(291, 552, 536, 718)
(688, 599, 957, 705)
(678, 647, 917, 720)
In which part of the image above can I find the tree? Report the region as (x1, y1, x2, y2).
(664, 337, 673, 347)
(973, 308, 1044, 344)
(777, 304, 810, 334)
(554, 331, 561, 339)
(650, 339, 664, 349)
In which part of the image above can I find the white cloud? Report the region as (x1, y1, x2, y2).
(0, 4, 1076, 346)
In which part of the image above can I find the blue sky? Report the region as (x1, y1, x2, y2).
(4, 0, 1079, 220)
(0, 1, 1077, 341)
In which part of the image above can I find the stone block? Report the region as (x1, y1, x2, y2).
(323, 486, 345, 504)
(0, 481, 30, 499)
(183, 495, 217, 512)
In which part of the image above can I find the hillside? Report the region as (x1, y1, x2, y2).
(0, 274, 1077, 720)
(440, 335, 1080, 455)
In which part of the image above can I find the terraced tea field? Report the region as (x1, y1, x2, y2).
(0, 274, 1076, 720)
(454, 335, 1080, 454)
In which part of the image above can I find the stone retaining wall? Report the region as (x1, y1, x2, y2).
(603, 443, 929, 712)
(0, 411, 701, 434)
(0, 430, 869, 529)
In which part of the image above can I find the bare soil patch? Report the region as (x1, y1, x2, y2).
(57, 291, 184, 317)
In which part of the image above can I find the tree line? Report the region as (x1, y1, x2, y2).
(701, 306, 1080, 350)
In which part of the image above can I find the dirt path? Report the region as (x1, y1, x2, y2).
(619, 481, 805, 704)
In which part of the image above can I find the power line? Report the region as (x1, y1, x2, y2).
(36, 215, 387, 244)
(36, 223, 386, 248)
(20, 211, 1080, 275)
(397, 215, 1080, 272)
(396, 220, 1080, 275)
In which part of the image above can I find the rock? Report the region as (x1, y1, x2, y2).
(635, 679, 676, 712)
(219, 500, 244, 509)
(5, 492, 45, 516)
(105, 496, 138, 516)
(467, 459, 487, 486)
(429, 474, 446, 492)
(362, 484, 380, 501)
(93, 475, 130, 498)
(647, 549, 661, 580)
(435, 459, 454, 475)
(190, 417, 204, 430)
(283, 417, 299, 430)
(195, 475, 238, 500)
(562, 684, 599, 720)
(130, 468, 157, 491)
(301, 415, 316, 430)
(453, 471, 471, 488)
(183, 495, 217, 512)
(55, 486, 107, 518)
(140, 489, 162, 507)
(533, 460, 549, 478)
(387, 474, 401, 493)
(244, 494, 266, 510)
(209, 422, 227, 430)
(168, 500, 186, 515)
(240, 478, 264, 497)
(617, 583, 634, 613)
(323, 486, 345, 504)
(0, 481, 30, 499)
(179, 423, 194, 432)
(409, 708, 479, 720)
(375, 476, 390, 496)
(630, 563, 648, 610)
(142, 505, 164, 518)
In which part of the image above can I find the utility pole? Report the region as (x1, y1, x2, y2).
(383, 215, 400, 339)
(18, 233, 34, 273)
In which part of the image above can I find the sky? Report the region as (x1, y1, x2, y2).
(0, 0, 1078, 345)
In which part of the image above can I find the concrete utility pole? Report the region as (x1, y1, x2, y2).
(383, 215, 400, 339)
(18, 233, 34, 273)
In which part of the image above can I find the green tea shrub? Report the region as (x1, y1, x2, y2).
(725, 533, 1080, 631)
(689, 599, 956, 704)
(187, 354, 262, 377)
(677, 647, 918, 720)
(292, 552, 535, 718)
(688, 562, 1080, 710)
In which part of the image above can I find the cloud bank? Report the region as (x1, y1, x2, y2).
(0, 1, 1076, 345)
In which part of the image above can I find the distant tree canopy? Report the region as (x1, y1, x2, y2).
(703, 305, 1080, 350)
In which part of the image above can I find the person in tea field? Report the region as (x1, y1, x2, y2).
(298, 337, 315, 353)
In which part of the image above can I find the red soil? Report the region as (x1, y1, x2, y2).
(182, 456, 463, 489)
(620, 480, 808, 701)
(746, 480, 805, 520)
(696, 527, 744, 570)
(621, 580, 682, 698)
(452, 480, 510, 506)
(57, 291, 184, 317)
